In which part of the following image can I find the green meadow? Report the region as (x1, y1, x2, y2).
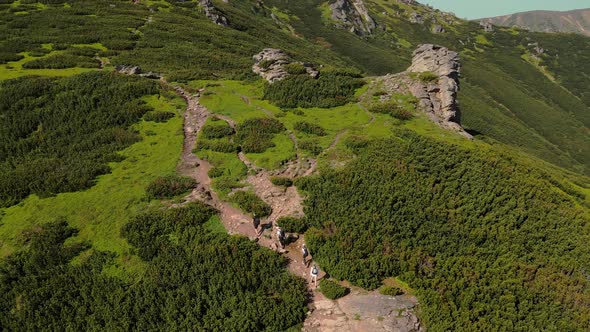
(0, 94, 184, 275)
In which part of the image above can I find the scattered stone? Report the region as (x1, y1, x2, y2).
(139, 71, 161, 79)
(533, 46, 545, 55)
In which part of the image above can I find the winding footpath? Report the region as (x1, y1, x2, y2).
(173, 86, 422, 332)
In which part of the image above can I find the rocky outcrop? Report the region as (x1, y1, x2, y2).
(407, 44, 470, 138)
(431, 24, 445, 33)
(200, 0, 228, 26)
(115, 65, 141, 75)
(409, 12, 424, 24)
(329, 0, 376, 36)
(303, 291, 424, 332)
(480, 20, 494, 32)
(252, 48, 319, 83)
(115, 65, 161, 79)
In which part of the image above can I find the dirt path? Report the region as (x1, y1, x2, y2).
(359, 102, 376, 126)
(173, 86, 313, 273)
(173, 85, 422, 332)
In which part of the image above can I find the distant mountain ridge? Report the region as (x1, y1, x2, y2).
(481, 8, 590, 36)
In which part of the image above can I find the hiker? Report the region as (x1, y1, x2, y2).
(302, 244, 310, 267)
(252, 213, 261, 237)
(277, 227, 286, 249)
(310, 264, 319, 288)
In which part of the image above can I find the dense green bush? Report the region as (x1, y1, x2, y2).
(299, 140, 323, 156)
(299, 131, 590, 330)
(144, 111, 175, 122)
(319, 279, 349, 300)
(379, 286, 403, 296)
(214, 177, 245, 194)
(369, 102, 413, 120)
(0, 52, 24, 63)
(196, 139, 239, 153)
(230, 191, 272, 217)
(413, 71, 439, 83)
(22, 54, 99, 69)
(284, 63, 307, 75)
(236, 118, 285, 153)
(263, 72, 364, 108)
(0, 203, 307, 331)
(277, 216, 308, 234)
(208, 167, 225, 178)
(201, 122, 234, 139)
(293, 121, 327, 136)
(0, 72, 158, 207)
(146, 175, 196, 199)
(271, 176, 293, 187)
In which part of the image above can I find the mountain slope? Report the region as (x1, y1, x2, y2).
(481, 8, 590, 36)
(261, 0, 590, 174)
(0, 1, 589, 331)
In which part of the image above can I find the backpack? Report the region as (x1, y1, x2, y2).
(277, 229, 285, 240)
(302, 247, 309, 257)
(312, 266, 318, 275)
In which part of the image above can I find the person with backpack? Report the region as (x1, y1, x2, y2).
(310, 264, 319, 288)
(277, 227, 285, 249)
(252, 213, 261, 237)
(302, 244, 310, 267)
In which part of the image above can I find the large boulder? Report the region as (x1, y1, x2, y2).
(252, 48, 319, 83)
(115, 65, 141, 75)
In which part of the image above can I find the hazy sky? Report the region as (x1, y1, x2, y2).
(419, 0, 590, 19)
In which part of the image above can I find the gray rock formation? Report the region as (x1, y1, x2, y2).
(409, 12, 424, 24)
(329, 0, 376, 36)
(252, 48, 319, 83)
(303, 291, 424, 332)
(116, 65, 161, 79)
(407, 44, 471, 138)
(431, 24, 445, 33)
(115, 65, 141, 75)
(480, 20, 494, 32)
(200, 0, 228, 26)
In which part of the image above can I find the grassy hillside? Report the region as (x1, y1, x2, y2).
(0, 0, 589, 330)
(1, 0, 588, 175)
(262, 0, 590, 174)
(298, 132, 590, 330)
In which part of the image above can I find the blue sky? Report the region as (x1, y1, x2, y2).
(419, 0, 590, 19)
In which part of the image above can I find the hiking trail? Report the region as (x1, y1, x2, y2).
(173, 85, 423, 332)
